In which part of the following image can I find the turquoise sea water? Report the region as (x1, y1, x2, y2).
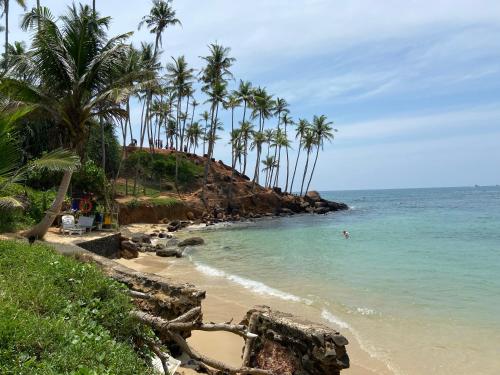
(186, 186, 500, 374)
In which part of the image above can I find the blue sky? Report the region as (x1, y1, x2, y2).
(7, 0, 500, 190)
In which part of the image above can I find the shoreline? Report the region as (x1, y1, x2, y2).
(117, 223, 393, 375)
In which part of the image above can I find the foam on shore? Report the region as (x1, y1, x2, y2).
(194, 262, 312, 304)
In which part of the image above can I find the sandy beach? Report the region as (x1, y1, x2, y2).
(114, 224, 392, 375)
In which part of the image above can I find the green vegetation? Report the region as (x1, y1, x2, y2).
(0, 240, 155, 374)
(122, 151, 202, 195)
(0, 184, 57, 232)
(148, 197, 180, 207)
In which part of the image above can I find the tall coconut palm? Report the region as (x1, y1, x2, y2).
(269, 97, 288, 182)
(290, 118, 310, 194)
(199, 43, 234, 203)
(239, 120, 253, 175)
(234, 79, 253, 125)
(166, 55, 194, 188)
(199, 110, 210, 155)
(280, 113, 293, 191)
(250, 130, 266, 190)
(186, 121, 201, 153)
(139, 0, 180, 57)
(305, 115, 336, 194)
(251, 87, 273, 189)
(261, 155, 275, 188)
(1, 5, 146, 238)
(139, 0, 180, 149)
(300, 129, 317, 197)
(272, 128, 290, 189)
(1, 0, 26, 69)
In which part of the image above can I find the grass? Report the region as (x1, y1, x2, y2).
(114, 180, 162, 198)
(148, 197, 180, 207)
(0, 240, 155, 374)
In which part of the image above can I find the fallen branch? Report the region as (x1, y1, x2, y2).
(169, 331, 273, 375)
(242, 312, 259, 367)
(129, 290, 151, 300)
(132, 310, 272, 374)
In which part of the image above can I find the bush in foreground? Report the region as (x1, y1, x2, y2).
(0, 240, 155, 374)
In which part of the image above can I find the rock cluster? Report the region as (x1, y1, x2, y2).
(243, 306, 350, 375)
(119, 230, 206, 260)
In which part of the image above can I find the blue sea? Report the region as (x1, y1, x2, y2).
(185, 186, 500, 374)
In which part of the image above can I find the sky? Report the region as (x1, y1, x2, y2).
(6, 0, 500, 190)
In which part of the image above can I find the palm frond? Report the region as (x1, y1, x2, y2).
(27, 149, 80, 172)
(0, 197, 24, 211)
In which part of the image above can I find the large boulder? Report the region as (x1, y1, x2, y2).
(306, 191, 322, 202)
(327, 201, 349, 211)
(120, 241, 139, 259)
(156, 249, 180, 257)
(178, 237, 204, 247)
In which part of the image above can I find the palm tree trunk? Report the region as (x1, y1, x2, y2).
(305, 145, 320, 195)
(228, 107, 235, 207)
(180, 96, 190, 151)
(300, 152, 310, 196)
(202, 102, 218, 205)
(284, 124, 290, 192)
(274, 146, 281, 188)
(290, 140, 302, 194)
(4, 0, 9, 69)
(23, 170, 73, 239)
(252, 145, 261, 192)
(100, 117, 106, 172)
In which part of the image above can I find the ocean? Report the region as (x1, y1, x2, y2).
(183, 186, 500, 374)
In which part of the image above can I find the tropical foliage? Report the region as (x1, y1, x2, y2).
(0, 0, 338, 236)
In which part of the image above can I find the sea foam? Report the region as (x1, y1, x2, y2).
(321, 308, 351, 329)
(195, 262, 312, 304)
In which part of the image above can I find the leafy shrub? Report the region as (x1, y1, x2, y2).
(0, 241, 155, 374)
(72, 160, 108, 197)
(126, 198, 141, 208)
(126, 151, 202, 185)
(0, 185, 57, 232)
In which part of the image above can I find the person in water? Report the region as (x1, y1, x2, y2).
(343, 230, 350, 239)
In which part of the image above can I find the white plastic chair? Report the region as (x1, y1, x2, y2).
(61, 215, 85, 235)
(77, 215, 95, 232)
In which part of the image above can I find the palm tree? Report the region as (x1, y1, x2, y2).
(139, 0, 180, 150)
(139, 0, 180, 57)
(281, 113, 293, 191)
(269, 97, 288, 183)
(199, 43, 234, 203)
(300, 129, 317, 197)
(261, 156, 276, 188)
(186, 121, 202, 153)
(239, 120, 253, 175)
(0, 105, 79, 235)
(199, 110, 210, 155)
(1, 0, 26, 69)
(272, 128, 290, 189)
(251, 87, 273, 188)
(1, 5, 146, 238)
(305, 115, 336, 194)
(250, 130, 266, 190)
(290, 118, 310, 194)
(234, 80, 253, 125)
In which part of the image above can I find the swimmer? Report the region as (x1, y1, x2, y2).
(342, 230, 350, 239)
